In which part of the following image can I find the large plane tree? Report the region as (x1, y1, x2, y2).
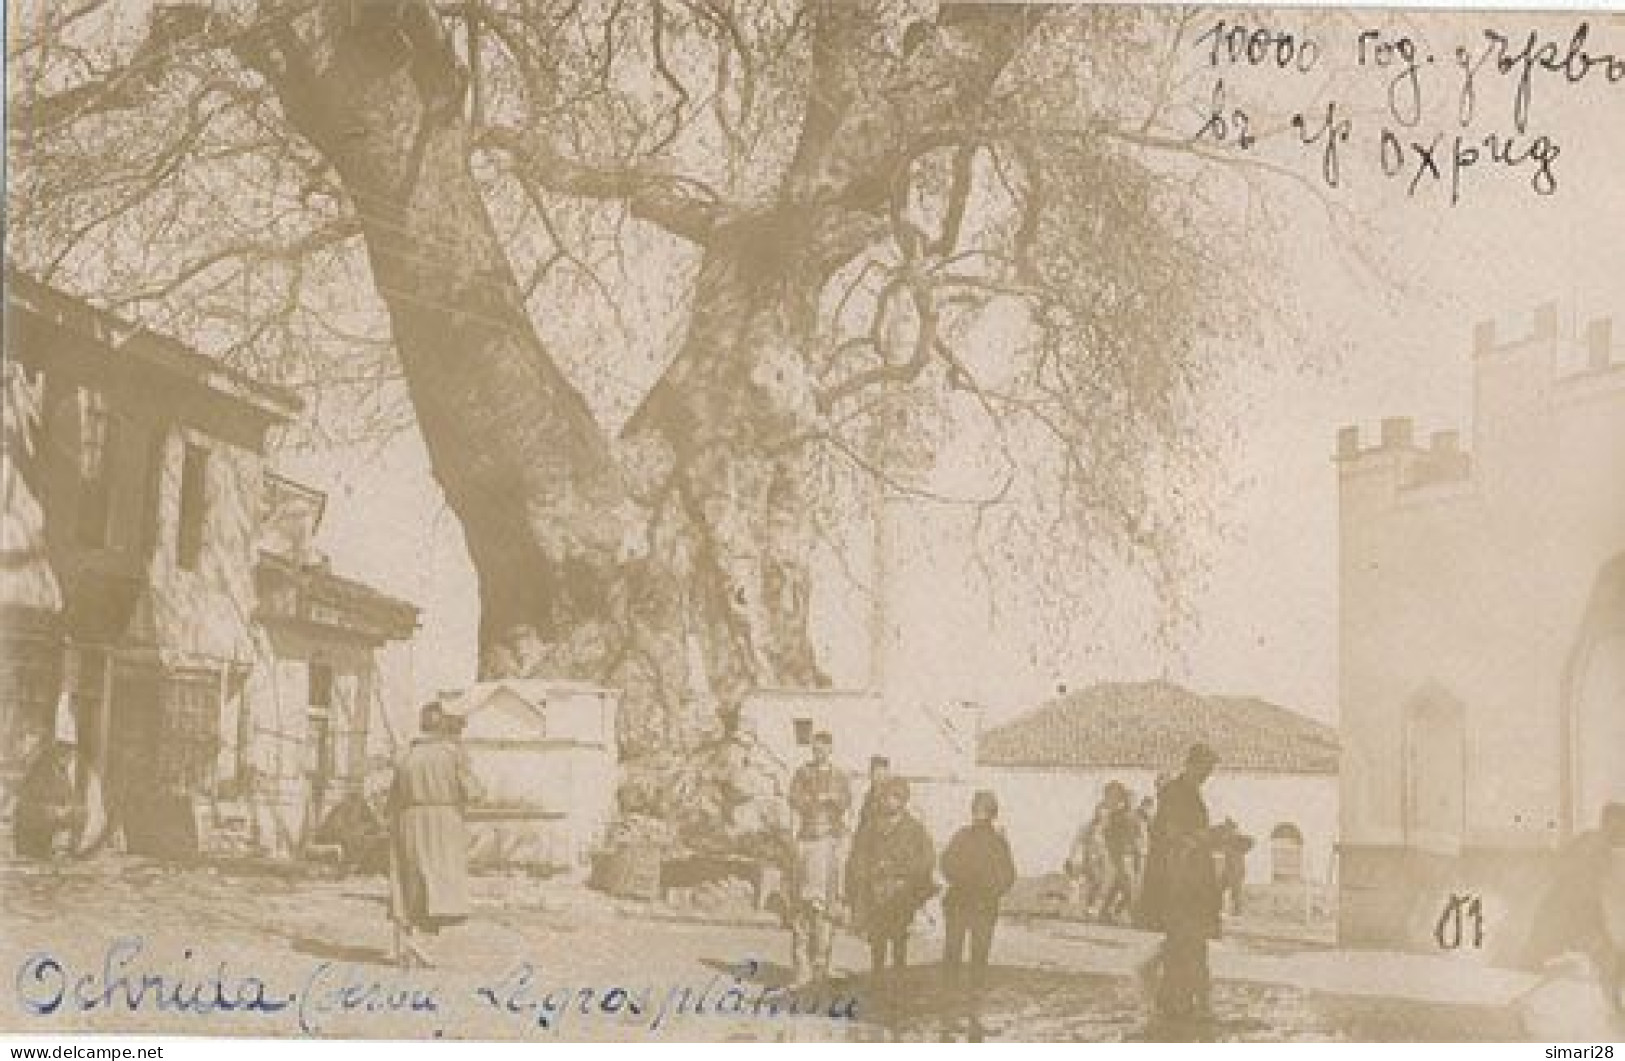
(7, 1, 1289, 758)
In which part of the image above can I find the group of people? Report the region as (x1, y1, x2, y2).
(1064, 780, 1153, 924)
(14, 705, 1621, 1025)
(777, 735, 1247, 1022)
(386, 718, 1625, 1024)
(783, 732, 1018, 991)
(1065, 775, 1256, 928)
(360, 718, 1625, 1023)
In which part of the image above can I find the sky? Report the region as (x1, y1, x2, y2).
(277, 9, 1625, 731)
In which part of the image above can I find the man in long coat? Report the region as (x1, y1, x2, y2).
(846, 776, 936, 980)
(389, 703, 485, 968)
(1137, 743, 1223, 1021)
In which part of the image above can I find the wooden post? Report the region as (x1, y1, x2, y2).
(215, 661, 229, 798)
(80, 649, 114, 852)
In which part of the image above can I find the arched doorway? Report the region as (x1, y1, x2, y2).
(1566, 554, 1625, 835)
(1404, 684, 1467, 854)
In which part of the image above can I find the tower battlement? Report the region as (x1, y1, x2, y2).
(1334, 418, 1472, 488)
(1475, 303, 1619, 378)
(1338, 305, 1623, 491)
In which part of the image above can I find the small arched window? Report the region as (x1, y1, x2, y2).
(1270, 822, 1304, 883)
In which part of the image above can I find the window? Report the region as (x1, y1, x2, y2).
(159, 675, 222, 795)
(307, 660, 335, 788)
(308, 660, 333, 712)
(176, 443, 209, 570)
(792, 718, 814, 747)
(75, 390, 113, 547)
(1270, 822, 1305, 883)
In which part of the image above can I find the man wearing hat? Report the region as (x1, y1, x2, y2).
(845, 775, 936, 981)
(1137, 742, 1224, 1021)
(386, 702, 484, 968)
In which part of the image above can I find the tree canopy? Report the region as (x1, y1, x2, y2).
(7, 1, 1308, 754)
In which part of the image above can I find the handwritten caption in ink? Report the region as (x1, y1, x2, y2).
(1188, 19, 1624, 204)
(12, 938, 859, 1038)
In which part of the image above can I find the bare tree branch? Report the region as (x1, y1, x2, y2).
(477, 124, 738, 244)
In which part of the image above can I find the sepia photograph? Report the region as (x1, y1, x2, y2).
(1, 0, 1622, 1046)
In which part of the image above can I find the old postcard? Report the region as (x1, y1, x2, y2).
(2, 0, 1622, 1045)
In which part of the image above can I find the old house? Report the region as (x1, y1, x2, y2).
(240, 473, 419, 857)
(1336, 307, 1625, 954)
(0, 273, 416, 859)
(978, 680, 1340, 889)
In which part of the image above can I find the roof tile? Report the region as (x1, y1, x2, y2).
(978, 680, 1338, 774)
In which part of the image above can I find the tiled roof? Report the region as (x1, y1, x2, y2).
(978, 680, 1338, 775)
(6, 269, 302, 422)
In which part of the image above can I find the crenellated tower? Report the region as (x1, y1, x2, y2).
(1335, 305, 1625, 952)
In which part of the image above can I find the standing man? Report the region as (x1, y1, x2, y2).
(1064, 803, 1104, 912)
(1138, 743, 1224, 1022)
(1096, 781, 1139, 924)
(846, 776, 935, 982)
(388, 703, 485, 969)
(786, 730, 852, 986)
(940, 789, 1017, 992)
(1129, 791, 1156, 921)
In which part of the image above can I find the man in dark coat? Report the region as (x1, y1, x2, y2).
(940, 789, 1017, 990)
(388, 703, 485, 968)
(314, 787, 389, 874)
(1137, 743, 1223, 1020)
(846, 776, 935, 979)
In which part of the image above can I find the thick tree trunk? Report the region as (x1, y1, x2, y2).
(624, 213, 832, 709)
(250, 2, 823, 754)
(236, 0, 1033, 757)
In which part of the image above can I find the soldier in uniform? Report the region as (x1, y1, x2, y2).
(785, 730, 851, 986)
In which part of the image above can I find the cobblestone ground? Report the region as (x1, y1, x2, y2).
(0, 859, 1532, 1043)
